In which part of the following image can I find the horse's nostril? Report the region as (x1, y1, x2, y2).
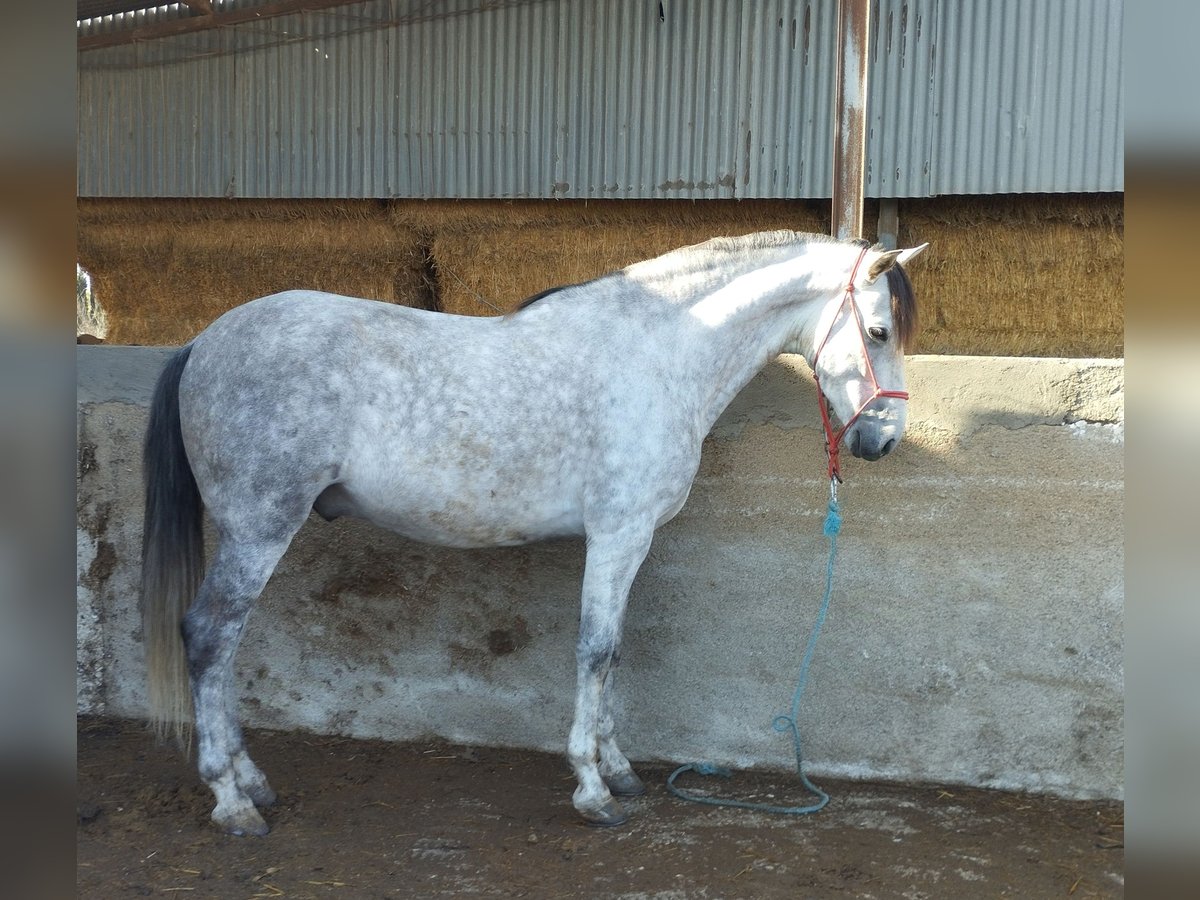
(881, 438, 896, 456)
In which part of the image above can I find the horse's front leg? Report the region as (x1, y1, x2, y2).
(567, 524, 653, 826)
(597, 670, 645, 798)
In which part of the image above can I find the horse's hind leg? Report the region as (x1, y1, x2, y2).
(182, 534, 293, 836)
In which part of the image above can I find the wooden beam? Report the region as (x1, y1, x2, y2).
(877, 198, 899, 250)
(830, 0, 872, 241)
(78, 0, 367, 51)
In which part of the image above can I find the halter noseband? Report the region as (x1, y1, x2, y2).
(811, 246, 910, 483)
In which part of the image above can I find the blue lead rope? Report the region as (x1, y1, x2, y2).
(665, 494, 842, 815)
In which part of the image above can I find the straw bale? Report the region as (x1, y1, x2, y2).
(899, 195, 1122, 356)
(77, 194, 1122, 356)
(78, 197, 385, 226)
(391, 198, 829, 237)
(426, 195, 1122, 359)
(78, 213, 429, 345)
(429, 203, 827, 315)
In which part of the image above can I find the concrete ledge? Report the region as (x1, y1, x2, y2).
(77, 347, 1123, 799)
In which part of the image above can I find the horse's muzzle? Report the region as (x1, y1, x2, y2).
(848, 430, 897, 462)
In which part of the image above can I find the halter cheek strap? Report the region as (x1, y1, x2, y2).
(811, 247, 910, 483)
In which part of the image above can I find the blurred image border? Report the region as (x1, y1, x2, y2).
(11, 0, 1196, 894)
(1125, 1, 1200, 895)
(0, 3, 78, 897)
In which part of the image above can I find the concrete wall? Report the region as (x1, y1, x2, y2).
(77, 347, 1124, 800)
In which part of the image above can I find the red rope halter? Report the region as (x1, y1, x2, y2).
(811, 247, 909, 483)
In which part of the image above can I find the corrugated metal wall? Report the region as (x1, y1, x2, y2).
(931, 1, 1125, 194)
(77, 0, 1124, 199)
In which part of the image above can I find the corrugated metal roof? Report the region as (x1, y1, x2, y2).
(77, 0, 1124, 199)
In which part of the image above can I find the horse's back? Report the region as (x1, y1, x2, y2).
(194, 289, 443, 351)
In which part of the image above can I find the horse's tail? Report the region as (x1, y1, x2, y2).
(141, 343, 203, 748)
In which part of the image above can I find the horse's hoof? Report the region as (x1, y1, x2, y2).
(604, 771, 646, 797)
(216, 808, 269, 837)
(578, 799, 628, 828)
(247, 784, 277, 808)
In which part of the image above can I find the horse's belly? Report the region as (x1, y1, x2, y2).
(393, 505, 583, 548)
(322, 480, 585, 549)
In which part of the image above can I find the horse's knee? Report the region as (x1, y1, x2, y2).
(578, 635, 620, 675)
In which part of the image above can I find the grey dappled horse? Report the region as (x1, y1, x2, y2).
(141, 231, 926, 835)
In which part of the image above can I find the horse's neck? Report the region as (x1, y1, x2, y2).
(673, 243, 847, 429)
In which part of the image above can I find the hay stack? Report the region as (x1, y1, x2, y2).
(417, 195, 1123, 359)
(78, 200, 429, 345)
(412, 200, 828, 315)
(77, 194, 1122, 356)
(899, 195, 1123, 356)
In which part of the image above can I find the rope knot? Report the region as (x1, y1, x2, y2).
(823, 500, 842, 536)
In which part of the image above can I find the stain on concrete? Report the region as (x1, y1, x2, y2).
(78, 500, 113, 542)
(338, 619, 368, 639)
(449, 641, 489, 674)
(1073, 702, 1120, 768)
(316, 565, 403, 605)
(451, 615, 533, 674)
(83, 540, 118, 591)
(487, 617, 531, 656)
(78, 439, 99, 478)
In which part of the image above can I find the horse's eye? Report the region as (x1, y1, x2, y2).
(867, 326, 890, 343)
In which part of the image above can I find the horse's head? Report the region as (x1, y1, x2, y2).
(809, 242, 927, 463)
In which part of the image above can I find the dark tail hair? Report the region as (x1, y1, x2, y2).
(141, 344, 203, 747)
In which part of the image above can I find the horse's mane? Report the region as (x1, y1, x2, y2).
(514, 230, 917, 350)
(514, 232, 826, 313)
(884, 258, 918, 352)
(512, 283, 576, 312)
(690, 229, 837, 254)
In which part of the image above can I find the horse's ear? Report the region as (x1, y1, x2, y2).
(866, 243, 929, 281)
(866, 249, 903, 282)
(896, 242, 929, 267)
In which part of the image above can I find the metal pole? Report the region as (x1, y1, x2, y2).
(831, 0, 871, 241)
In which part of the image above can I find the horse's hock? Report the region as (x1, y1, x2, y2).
(76, 346, 1123, 801)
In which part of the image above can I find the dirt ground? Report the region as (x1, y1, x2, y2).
(78, 717, 1123, 899)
